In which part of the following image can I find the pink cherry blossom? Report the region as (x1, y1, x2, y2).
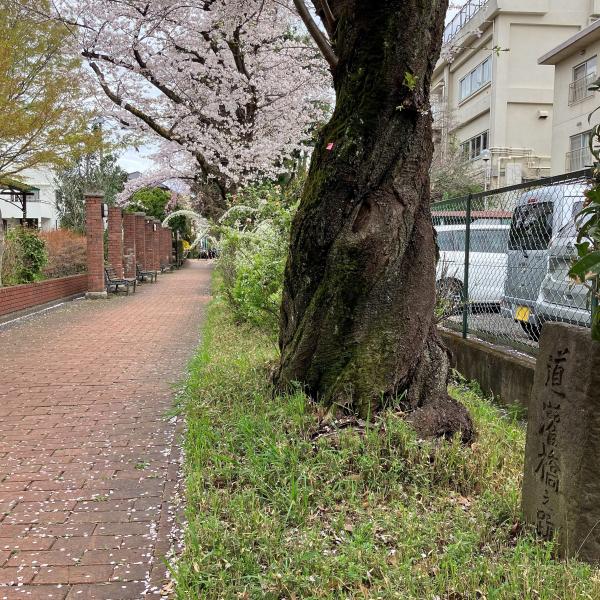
(54, 0, 332, 197)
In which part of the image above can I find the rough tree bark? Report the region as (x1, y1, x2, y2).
(277, 0, 473, 441)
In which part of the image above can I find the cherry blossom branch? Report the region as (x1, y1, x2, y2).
(51, 0, 332, 190)
(87, 60, 222, 186)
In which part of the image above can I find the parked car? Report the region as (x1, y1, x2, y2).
(435, 222, 510, 311)
(535, 199, 592, 330)
(501, 183, 588, 340)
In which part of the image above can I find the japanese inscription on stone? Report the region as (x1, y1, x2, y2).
(522, 323, 600, 563)
(534, 348, 568, 539)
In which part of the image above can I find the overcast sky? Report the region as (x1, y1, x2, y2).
(118, 146, 156, 174)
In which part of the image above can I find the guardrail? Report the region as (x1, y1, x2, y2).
(443, 0, 489, 46)
(568, 72, 596, 105)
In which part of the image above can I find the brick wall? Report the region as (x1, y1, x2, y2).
(134, 213, 146, 271)
(152, 220, 161, 271)
(0, 274, 88, 319)
(145, 219, 154, 272)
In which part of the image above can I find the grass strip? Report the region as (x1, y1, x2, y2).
(174, 298, 600, 599)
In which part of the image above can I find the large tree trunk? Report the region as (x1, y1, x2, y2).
(276, 0, 473, 441)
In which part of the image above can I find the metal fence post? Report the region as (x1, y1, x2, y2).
(462, 193, 472, 339)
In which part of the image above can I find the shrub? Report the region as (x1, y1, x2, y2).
(1, 227, 48, 285)
(1, 230, 24, 286)
(40, 229, 87, 278)
(217, 180, 300, 334)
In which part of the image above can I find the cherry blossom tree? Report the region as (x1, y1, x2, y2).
(275, 0, 474, 440)
(54, 0, 330, 204)
(51, 0, 473, 439)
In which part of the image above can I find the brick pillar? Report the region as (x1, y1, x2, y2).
(122, 213, 136, 279)
(153, 219, 161, 271)
(134, 213, 146, 274)
(145, 218, 154, 272)
(167, 228, 173, 264)
(85, 194, 107, 298)
(158, 227, 166, 268)
(107, 206, 124, 277)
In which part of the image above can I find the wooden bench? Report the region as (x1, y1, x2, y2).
(105, 265, 137, 295)
(160, 262, 174, 273)
(136, 263, 157, 283)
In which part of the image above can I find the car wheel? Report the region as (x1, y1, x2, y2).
(436, 278, 464, 317)
(519, 321, 543, 342)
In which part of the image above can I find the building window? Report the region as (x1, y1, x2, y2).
(459, 56, 492, 102)
(566, 131, 593, 172)
(569, 56, 597, 105)
(461, 130, 489, 161)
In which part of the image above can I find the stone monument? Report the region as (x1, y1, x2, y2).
(522, 322, 600, 562)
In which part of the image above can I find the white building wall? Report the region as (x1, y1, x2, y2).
(0, 167, 59, 230)
(548, 38, 600, 174)
(434, 0, 591, 188)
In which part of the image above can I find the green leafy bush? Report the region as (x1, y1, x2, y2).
(217, 180, 300, 334)
(1, 227, 48, 285)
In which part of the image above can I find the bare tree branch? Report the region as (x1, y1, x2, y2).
(293, 0, 338, 70)
(312, 0, 336, 37)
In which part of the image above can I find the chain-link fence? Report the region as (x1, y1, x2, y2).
(432, 169, 596, 355)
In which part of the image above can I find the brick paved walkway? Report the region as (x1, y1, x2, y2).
(0, 262, 212, 599)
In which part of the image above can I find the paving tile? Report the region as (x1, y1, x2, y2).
(34, 564, 114, 584)
(0, 537, 56, 552)
(0, 263, 211, 595)
(65, 582, 146, 599)
(0, 566, 37, 585)
(0, 585, 68, 600)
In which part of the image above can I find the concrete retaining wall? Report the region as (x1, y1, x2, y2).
(439, 328, 535, 410)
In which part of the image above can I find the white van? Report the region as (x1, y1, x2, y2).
(501, 183, 588, 340)
(436, 222, 510, 308)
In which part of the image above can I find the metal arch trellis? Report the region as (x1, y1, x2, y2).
(161, 209, 216, 256)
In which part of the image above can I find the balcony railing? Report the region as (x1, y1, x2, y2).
(431, 97, 444, 124)
(443, 0, 489, 46)
(565, 147, 594, 172)
(569, 72, 597, 105)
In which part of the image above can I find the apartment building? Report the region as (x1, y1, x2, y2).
(433, 0, 597, 189)
(539, 19, 600, 175)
